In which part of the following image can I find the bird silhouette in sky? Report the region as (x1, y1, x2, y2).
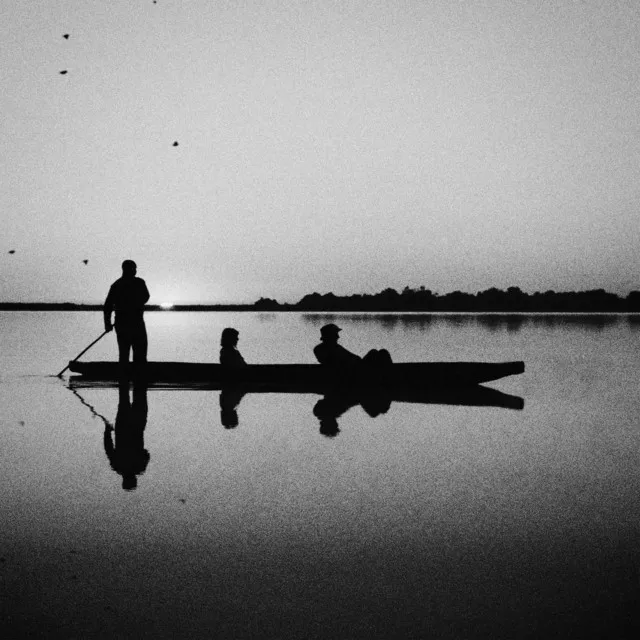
(173, 141, 179, 147)
(63, 34, 69, 39)
(59, 70, 68, 75)
(8, 250, 15, 254)
(82, 259, 89, 265)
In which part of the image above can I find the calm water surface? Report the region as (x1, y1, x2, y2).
(1, 312, 639, 638)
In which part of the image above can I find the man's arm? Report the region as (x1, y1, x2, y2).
(139, 279, 150, 306)
(104, 284, 115, 332)
(314, 343, 361, 366)
(335, 345, 363, 365)
(313, 344, 326, 364)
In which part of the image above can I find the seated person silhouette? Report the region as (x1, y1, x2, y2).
(313, 323, 392, 368)
(103, 380, 150, 491)
(220, 327, 247, 367)
(219, 328, 247, 427)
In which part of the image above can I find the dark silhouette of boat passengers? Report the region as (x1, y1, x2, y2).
(219, 329, 247, 427)
(313, 391, 392, 437)
(219, 387, 246, 428)
(313, 324, 392, 368)
(104, 260, 150, 364)
(219, 327, 247, 367)
(103, 381, 150, 491)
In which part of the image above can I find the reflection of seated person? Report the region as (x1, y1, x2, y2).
(359, 393, 392, 417)
(313, 324, 392, 368)
(219, 387, 246, 429)
(313, 390, 391, 437)
(103, 381, 150, 491)
(313, 394, 356, 437)
(219, 327, 247, 367)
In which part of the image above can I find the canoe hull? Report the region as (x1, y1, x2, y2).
(67, 360, 525, 386)
(68, 376, 524, 410)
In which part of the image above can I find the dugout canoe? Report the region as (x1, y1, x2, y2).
(67, 360, 525, 386)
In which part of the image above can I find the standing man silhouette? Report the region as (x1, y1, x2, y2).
(104, 260, 150, 364)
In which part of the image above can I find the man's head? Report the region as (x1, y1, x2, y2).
(121, 260, 137, 278)
(320, 323, 341, 343)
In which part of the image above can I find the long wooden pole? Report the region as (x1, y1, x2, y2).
(57, 330, 109, 377)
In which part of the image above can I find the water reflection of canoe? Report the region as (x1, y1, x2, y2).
(68, 376, 524, 411)
(68, 360, 524, 386)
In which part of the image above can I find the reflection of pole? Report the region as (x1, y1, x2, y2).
(68, 385, 113, 430)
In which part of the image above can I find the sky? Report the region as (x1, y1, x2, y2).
(2, 0, 639, 304)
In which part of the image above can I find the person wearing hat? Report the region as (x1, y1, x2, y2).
(313, 324, 361, 367)
(220, 327, 247, 367)
(313, 324, 392, 368)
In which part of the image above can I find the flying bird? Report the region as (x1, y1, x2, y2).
(173, 141, 179, 147)
(82, 259, 89, 265)
(59, 70, 68, 75)
(63, 34, 69, 39)
(8, 250, 15, 254)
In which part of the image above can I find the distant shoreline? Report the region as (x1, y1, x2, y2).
(2, 286, 639, 313)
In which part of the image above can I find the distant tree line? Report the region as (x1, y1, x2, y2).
(2, 287, 638, 312)
(255, 287, 640, 312)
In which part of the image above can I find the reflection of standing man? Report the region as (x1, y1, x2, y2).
(104, 381, 150, 491)
(104, 260, 150, 364)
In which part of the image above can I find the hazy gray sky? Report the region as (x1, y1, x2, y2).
(2, 0, 639, 303)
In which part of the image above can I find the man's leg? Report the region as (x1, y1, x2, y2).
(132, 323, 148, 363)
(363, 349, 392, 367)
(116, 326, 132, 364)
